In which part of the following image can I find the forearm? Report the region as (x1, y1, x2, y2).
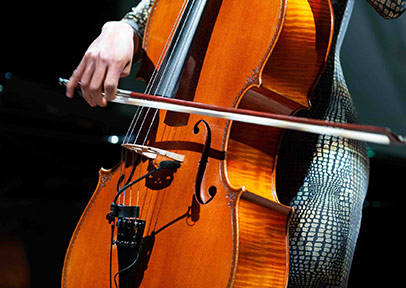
(366, 0, 406, 19)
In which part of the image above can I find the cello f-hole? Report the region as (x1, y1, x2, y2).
(193, 119, 217, 205)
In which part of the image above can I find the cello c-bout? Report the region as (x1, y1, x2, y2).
(62, 0, 333, 287)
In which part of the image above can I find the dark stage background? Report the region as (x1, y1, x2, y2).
(0, 1, 405, 287)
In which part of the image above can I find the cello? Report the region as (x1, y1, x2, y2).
(62, 0, 335, 287)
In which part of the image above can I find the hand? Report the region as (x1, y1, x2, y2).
(66, 21, 139, 107)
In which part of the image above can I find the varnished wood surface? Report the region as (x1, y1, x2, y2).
(62, 113, 235, 287)
(225, 0, 333, 203)
(62, 168, 117, 287)
(232, 193, 292, 287)
(262, 0, 333, 108)
(62, 0, 333, 287)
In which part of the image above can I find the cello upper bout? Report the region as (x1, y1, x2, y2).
(224, 0, 333, 203)
(260, 0, 334, 109)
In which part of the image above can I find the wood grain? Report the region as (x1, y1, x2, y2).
(62, 1, 333, 287)
(232, 192, 292, 287)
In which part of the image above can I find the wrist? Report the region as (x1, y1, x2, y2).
(102, 21, 134, 36)
(118, 20, 142, 58)
(119, 19, 142, 39)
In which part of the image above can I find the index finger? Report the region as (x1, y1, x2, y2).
(66, 60, 86, 98)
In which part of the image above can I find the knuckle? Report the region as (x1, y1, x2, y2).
(104, 82, 115, 91)
(85, 50, 99, 61)
(80, 80, 89, 88)
(89, 83, 100, 93)
(115, 56, 127, 63)
(100, 54, 111, 64)
(69, 71, 80, 83)
(90, 87, 98, 95)
(104, 78, 117, 89)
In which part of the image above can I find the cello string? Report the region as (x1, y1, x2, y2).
(129, 0, 195, 154)
(138, 0, 199, 147)
(146, 126, 182, 235)
(118, 0, 200, 218)
(142, 21, 202, 235)
(118, 0, 188, 187)
(137, 0, 197, 219)
(122, 0, 189, 148)
(120, 0, 190, 208)
(130, 0, 191, 145)
(136, 0, 198, 228)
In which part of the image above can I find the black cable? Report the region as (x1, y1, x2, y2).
(112, 160, 180, 204)
(109, 223, 115, 288)
(113, 168, 159, 204)
(107, 160, 180, 287)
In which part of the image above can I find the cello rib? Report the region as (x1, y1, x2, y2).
(231, 192, 293, 287)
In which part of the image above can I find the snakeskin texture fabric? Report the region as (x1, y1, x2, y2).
(277, 1, 403, 286)
(277, 1, 368, 286)
(366, 0, 406, 18)
(122, 1, 405, 287)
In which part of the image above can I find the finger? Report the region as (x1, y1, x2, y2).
(89, 61, 108, 107)
(104, 64, 124, 101)
(66, 65, 85, 98)
(80, 61, 97, 107)
(66, 74, 77, 98)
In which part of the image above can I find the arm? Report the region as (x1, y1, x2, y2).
(366, 0, 406, 19)
(65, 0, 154, 107)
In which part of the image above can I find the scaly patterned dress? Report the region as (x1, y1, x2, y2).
(122, 0, 405, 287)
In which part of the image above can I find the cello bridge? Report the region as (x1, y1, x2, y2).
(122, 143, 185, 162)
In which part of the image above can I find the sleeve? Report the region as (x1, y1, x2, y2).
(121, 0, 154, 39)
(366, 0, 406, 19)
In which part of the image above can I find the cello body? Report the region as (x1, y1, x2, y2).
(62, 0, 333, 287)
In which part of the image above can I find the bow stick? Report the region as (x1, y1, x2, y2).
(59, 78, 405, 146)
